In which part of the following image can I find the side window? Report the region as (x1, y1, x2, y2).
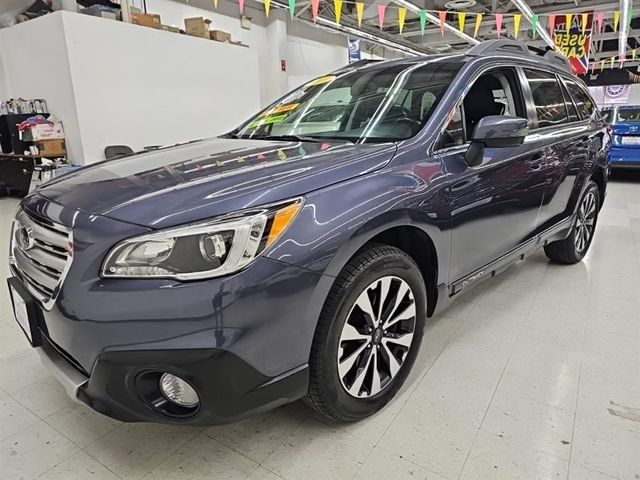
(524, 69, 569, 128)
(560, 82, 579, 123)
(565, 80, 596, 120)
(440, 69, 523, 149)
(442, 106, 465, 148)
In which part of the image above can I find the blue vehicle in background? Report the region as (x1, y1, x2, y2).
(603, 105, 640, 168)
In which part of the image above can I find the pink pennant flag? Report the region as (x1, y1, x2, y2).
(495, 13, 503, 38)
(549, 14, 556, 35)
(596, 12, 604, 34)
(377, 4, 386, 30)
(439, 11, 446, 36)
(311, 0, 319, 22)
(238, 0, 244, 13)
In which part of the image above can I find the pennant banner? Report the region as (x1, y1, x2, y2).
(288, 0, 295, 20)
(438, 10, 446, 36)
(531, 14, 539, 39)
(581, 12, 588, 34)
(334, 0, 342, 24)
(311, 0, 319, 23)
(474, 13, 482, 38)
(614, 10, 620, 32)
(356, 2, 364, 27)
(495, 13, 503, 38)
(549, 14, 556, 35)
(565, 14, 572, 31)
(398, 7, 407, 34)
(596, 12, 604, 34)
(600, 59, 605, 72)
(264, 0, 270, 17)
(419, 10, 427, 36)
(377, 4, 386, 30)
(458, 12, 465, 33)
(238, 0, 244, 14)
(213, 0, 218, 8)
(513, 13, 521, 39)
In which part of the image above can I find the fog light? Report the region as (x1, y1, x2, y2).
(159, 373, 199, 408)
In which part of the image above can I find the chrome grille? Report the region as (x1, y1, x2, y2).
(9, 210, 73, 310)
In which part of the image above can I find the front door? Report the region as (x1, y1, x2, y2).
(439, 67, 548, 285)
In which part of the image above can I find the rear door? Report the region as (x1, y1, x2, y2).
(520, 69, 593, 231)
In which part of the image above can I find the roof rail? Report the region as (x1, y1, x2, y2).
(542, 50, 571, 71)
(466, 39, 571, 72)
(467, 39, 530, 57)
(332, 59, 381, 73)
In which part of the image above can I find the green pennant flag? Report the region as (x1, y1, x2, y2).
(288, 0, 295, 19)
(419, 10, 427, 36)
(531, 14, 539, 39)
(629, 7, 634, 28)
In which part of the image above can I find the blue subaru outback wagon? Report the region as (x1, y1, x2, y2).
(8, 40, 609, 425)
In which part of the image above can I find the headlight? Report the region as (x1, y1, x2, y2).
(101, 198, 302, 280)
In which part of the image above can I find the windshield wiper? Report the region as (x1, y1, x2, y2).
(249, 134, 325, 143)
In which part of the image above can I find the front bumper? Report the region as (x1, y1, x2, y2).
(10, 194, 333, 424)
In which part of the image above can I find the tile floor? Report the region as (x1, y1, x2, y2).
(1, 171, 639, 480)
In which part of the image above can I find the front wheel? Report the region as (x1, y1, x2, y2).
(305, 244, 427, 423)
(544, 181, 600, 264)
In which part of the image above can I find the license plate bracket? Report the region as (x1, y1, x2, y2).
(7, 277, 42, 347)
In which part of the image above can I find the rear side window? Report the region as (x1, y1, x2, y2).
(560, 83, 579, 123)
(565, 80, 596, 120)
(524, 69, 569, 128)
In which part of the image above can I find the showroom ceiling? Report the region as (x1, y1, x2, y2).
(280, 0, 640, 69)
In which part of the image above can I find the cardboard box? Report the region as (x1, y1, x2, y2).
(23, 123, 65, 142)
(185, 17, 211, 39)
(161, 25, 181, 33)
(210, 30, 231, 42)
(132, 13, 161, 29)
(36, 140, 66, 157)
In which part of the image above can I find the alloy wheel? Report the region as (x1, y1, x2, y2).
(575, 191, 597, 253)
(337, 276, 416, 398)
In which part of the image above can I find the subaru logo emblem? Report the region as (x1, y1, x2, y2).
(16, 225, 35, 251)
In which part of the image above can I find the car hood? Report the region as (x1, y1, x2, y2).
(38, 137, 396, 229)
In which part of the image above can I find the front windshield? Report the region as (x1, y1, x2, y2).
(604, 107, 640, 123)
(234, 61, 462, 143)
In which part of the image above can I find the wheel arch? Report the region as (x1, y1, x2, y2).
(590, 166, 607, 209)
(322, 211, 447, 318)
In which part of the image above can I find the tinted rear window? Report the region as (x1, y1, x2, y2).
(524, 69, 569, 128)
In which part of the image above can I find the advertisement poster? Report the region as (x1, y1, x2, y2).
(588, 85, 631, 107)
(348, 37, 361, 63)
(554, 13, 593, 75)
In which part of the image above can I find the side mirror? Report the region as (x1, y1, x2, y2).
(465, 115, 529, 167)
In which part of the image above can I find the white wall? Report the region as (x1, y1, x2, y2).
(0, 14, 84, 161)
(61, 12, 260, 164)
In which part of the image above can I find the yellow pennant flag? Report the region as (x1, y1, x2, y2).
(458, 12, 466, 33)
(474, 13, 483, 38)
(581, 13, 588, 34)
(614, 10, 620, 32)
(633, 49, 637, 61)
(600, 60, 605, 71)
(356, 2, 364, 27)
(264, 0, 270, 17)
(213, 0, 218, 7)
(398, 7, 407, 34)
(565, 14, 572, 31)
(611, 56, 616, 68)
(513, 14, 521, 39)
(334, 0, 342, 25)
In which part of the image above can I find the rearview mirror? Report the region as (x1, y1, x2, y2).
(465, 115, 529, 167)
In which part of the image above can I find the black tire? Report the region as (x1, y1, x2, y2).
(544, 181, 600, 264)
(304, 244, 427, 423)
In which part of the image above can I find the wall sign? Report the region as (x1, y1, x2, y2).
(348, 38, 361, 63)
